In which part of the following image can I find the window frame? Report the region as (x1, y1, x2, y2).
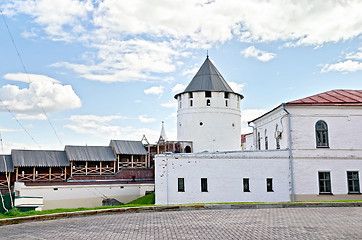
(276, 124, 280, 149)
(178, 178, 185, 192)
(243, 178, 250, 192)
(347, 171, 360, 194)
(266, 178, 273, 192)
(265, 129, 268, 150)
(318, 171, 332, 194)
(201, 178, 208, 192)
(316, 120, 329, 148)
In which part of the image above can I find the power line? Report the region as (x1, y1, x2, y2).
(0, 9, 63, 146)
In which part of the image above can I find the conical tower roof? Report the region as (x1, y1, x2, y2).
(175, 57, 243, 99)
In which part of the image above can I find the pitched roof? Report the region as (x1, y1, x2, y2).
(174, 57, 243, 99)
(0, 155, 14, 172)
(110, 140, 147, 155)
(65, 146, 116, 162)
(11, 150, 69, 167)
(287, 90, 362, 106)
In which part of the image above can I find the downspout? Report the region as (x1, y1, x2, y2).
(282, 103, 295, 202)
(247, 122, 256, 150)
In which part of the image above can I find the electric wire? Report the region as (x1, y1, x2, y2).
(0, 9, 63, 147)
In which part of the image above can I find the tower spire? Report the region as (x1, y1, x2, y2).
(158, 121, 168, 143)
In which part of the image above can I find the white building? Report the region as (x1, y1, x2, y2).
(248, 90, 362, 201)
(174, 56, 243, 152)
(155, 56, 362, 204)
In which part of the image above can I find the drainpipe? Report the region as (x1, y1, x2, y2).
(282, 103, 295, 202)
(247, 122, 256, 150)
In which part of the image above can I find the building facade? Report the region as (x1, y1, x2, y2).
(156, 83, 362, 204)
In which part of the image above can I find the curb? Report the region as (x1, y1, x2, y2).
(1, 201, 361, 226)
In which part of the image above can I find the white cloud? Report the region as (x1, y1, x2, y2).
(160, 100, 177, 109)
(227, 81, 245, 93)
(172, 83, 186, 93)
(144, 85, 164, 96)
(138, 115, 156, 123)
(241, 46, 276, 62)
(346, 47, 362, 60)
(64, 115, 124, 139)
(15, 113, 47, 120)
(321, 60, 362, 73)
(5, 0, 362, 82)
(0, 73, 81, 114)
(240, 109, 267, 134)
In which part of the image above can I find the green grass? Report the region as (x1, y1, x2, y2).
(0, 193, 155, 220)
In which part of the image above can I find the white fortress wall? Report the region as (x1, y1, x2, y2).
(155, 150, 290, 205)
(14, 182, 154, 210)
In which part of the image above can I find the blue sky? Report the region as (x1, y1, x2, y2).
(0, 0, 362, 153)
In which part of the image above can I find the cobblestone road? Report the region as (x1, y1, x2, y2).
(1, 207, 361, 239)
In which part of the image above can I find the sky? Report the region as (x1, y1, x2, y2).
(0, 0, 362, 154)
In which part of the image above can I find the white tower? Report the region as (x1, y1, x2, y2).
(175, 57, 243, 152)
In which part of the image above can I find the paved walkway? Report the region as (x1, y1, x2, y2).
(1, 207, 361, 239)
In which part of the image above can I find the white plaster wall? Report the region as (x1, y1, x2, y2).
(252, 106, 289, 150)
(14, 182, 154, 210)
(288, 105, 362, 150)
(293, 159, 362, 195)
(155, 151, 290, 205)
(177, 91, 242, 152)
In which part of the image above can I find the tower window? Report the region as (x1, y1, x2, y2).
(179, 101, 182, 109)
(206, 99, 211, 106)
(205, 91, 212, 98)
(189, 92, 193, 98)
(224, 92, 229, 99)
(199, 122, 203, 126)
(190, 100, 193, 107)
(225, 100, 228, 107)
(257, 132, 261, 150)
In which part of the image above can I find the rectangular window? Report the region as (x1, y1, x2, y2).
(205, 91, 211, 98)
(224, 92, 229, 99)
(347, 171, 360, 193)
(178, 178, 185, 192)
(267, 178, 273, 192)
(319, 172, 332, 194)
(201, 178, 208, 192)
(189, 92, 193, 98)
(225, 100, 228, 107)
(243, 178, 250, 192)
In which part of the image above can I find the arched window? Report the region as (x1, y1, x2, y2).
(190, 100, 193, 107)
(225, 100, 228, 107)
(276, 124, 280, 149)
(265, 129, 268, 150)
(257, 132, 261, 150)
(206, 99, 211, 106)
(316, 120, 329, 147)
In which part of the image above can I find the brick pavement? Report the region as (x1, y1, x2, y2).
(1, 207, 361, 239)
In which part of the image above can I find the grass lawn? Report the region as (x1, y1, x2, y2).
(0, 193, 155, 219)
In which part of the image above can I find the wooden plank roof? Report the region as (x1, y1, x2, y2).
(110, 140, 147, 155)
(11, 150, 69, 167)
(0, 155, 14, 172)
(65, 146, 116, 162)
